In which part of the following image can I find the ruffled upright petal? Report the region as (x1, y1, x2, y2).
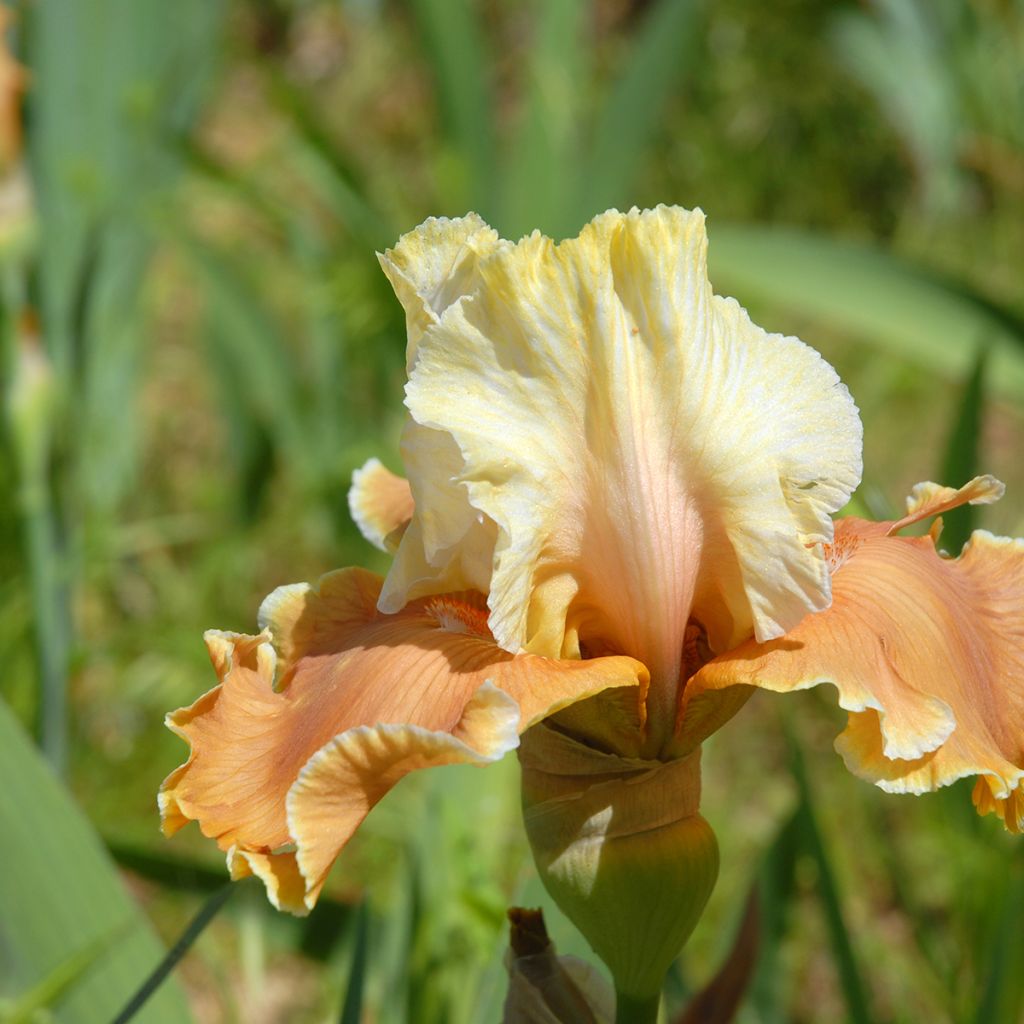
(375, 214, 504, 603)
(689, 481, 1024, 830)
(396, 206, 860, 741)
(160, 569, 646, 912)
(377, 213, 501, 367)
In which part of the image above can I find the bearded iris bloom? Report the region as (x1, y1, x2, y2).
(160, 207, 1023, 1016)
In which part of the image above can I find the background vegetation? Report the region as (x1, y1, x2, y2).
(1, 0, 1023, 1021)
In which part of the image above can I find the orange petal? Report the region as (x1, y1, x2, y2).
(348, 458, 415, 552)
(689, 504, 1024, 831)
(890, 474, 1004, 535)
(160, 568, 646, 912)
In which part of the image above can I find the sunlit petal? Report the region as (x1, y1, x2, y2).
(892, 474, 1004, 535)
(160, 568, 646, 911)
(393, 206, 860, 741)
(379, 419, 499, 608)
(377, 212, 500, 367)
(348, 457, 414, 552)
(689, 484, 1024, 831)
(375, 214, 504, 604)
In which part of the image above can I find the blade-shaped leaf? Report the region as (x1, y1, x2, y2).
(182, 237, 309, 481)
(582, 0, 699, 217)
(4, 924, 131, 1024)
(0, 698, 190, 1023)
(973, 862, 1024, 1024)
(338, 901, 370, 1024)
(675, 886, 759, 1024)
(500, 0, 589, 240)
(939, 343, 989, 553)
(409, 0, 497, 218)
(787, 729, 873, 1024)
(747, 811, 801, 1024)
(709, 225, 1024, 399)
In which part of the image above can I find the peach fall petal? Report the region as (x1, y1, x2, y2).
(160, 568, 646, 912)
(689, 481, 1024, 830)
(348, 457, 414, 552)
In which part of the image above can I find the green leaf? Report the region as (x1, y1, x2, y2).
(3, 924, 131, 1024)
(181, 238, 309, 480)
(676, 885, 760, 1024)
(500, 0, 589, 240)
(267, 71, 390, 249)
(0, 698, 191, 1023)
(338, 902, 370, 1024)
(408, 0, 497, 218)
(973, 861, 1024, 1024)
(938, 343, 989, 552)
(708, 225, 1024, 399)
(787, 730, 873, 1024)
(27, 0, 225, 465)
(582, 0, 699, 217)
(747, 812, 801, 1024)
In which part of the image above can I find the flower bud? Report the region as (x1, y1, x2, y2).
(519, 723, 718, 1003)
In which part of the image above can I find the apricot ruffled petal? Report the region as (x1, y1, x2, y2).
(160, 568, 646, 911)
(689, 508, 1024, 830)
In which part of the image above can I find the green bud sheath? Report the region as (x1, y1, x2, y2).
(520, 724, 719, 1004)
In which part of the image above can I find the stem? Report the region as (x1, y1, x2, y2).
(615, 988, 660, 1024)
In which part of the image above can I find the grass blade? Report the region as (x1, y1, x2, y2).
(938, 342, 989, 553)
(582, 0, 699, 217)
(0, 697, 191, 1023)
(787, 730, 873, 1024)
(500, 0, 589, 239)
(338, 901, 370, 1024)
(268, 70, 390, 249)
(973, 861, 1024, 1024)
(182, 237, 310, 482)
(5, 325, 69, 772)
(110, 885, 234, 1024)
(708, 225, 1024, 399)
(675, 886, 760, 1024)
(747, 811, 801, 1024)
(408, 0, 497, 217)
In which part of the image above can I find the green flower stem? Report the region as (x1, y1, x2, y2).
(615, 988, 660, 1024)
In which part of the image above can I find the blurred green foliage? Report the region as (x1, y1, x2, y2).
(1, 0, 1023, 1021)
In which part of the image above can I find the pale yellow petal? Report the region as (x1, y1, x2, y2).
(348, 457, 415, 552)
(160, 568, 646, 911)
(689, 514, 1024, 831)
(378, 419, 498, 611)
(398, 206, 860, 744)
(374, 214, 502, 593)
(377, 212, 500, 367)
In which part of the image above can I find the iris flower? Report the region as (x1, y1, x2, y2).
(161, 207, 1023, 1014)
